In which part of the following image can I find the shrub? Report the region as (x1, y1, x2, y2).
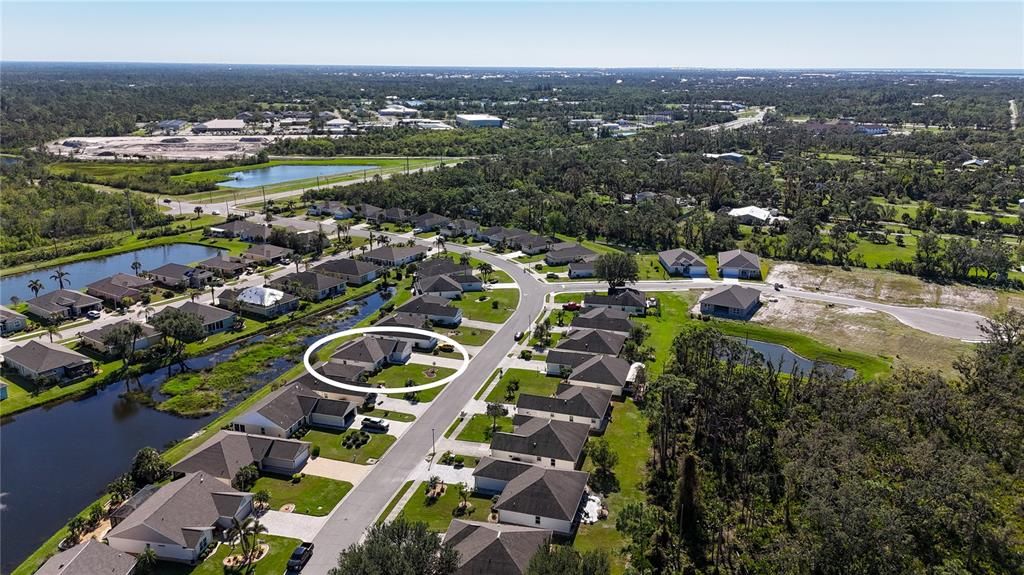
(519, 349, 533, 360)
(491, 300, 499, 309)
(291, 473, 302, 484)
(311, 445, 321, 458)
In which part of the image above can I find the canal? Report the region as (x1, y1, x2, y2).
(0, 291, 390, 573)
(1, 243, 222, 304)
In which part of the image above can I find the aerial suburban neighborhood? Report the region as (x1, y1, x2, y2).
(1, 3, 1023, 575)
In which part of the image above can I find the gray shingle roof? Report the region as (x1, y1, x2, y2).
(362, 245, 429, 263)
(3, 340, 91, 373)
(717, 249, 760, 271)
(35, 539, 137, 575)
(106, 472, 249, 547)
(490, 417, 589, 462)
(494, 466, 589, 521)
(444, 520, 551, 575)
(397, 295, 461, 318)
(658, 248, 704, 267)
(313, 258, 382, 277)
(545, 349, 597, 369)
(80, 320, 160, 344)
(516, 384, 612, 420)
(417, 258, 473, 278)
(418, 274, 462, 293)
(158, 301, 236, 327)
(169, 431, 309, 479)
(569, 355, 631, 388)
(583, 287, 646, 309)
(269, 271, 346, 293)
(26, 289, 103, 315)
(244, 243, 293, 260)
(546, 243, 596, 262)
(700, 284, 760, 309)
(556, 328, 626, 356)
(473, 457, 534, 483)
(569, 308, 633, 333)
(331, 336, 408, 364)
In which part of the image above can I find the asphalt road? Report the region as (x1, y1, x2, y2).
(304, 238, 546, 574)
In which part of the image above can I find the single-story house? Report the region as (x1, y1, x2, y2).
(231, 381, 357, 438)
(85, 273, 155, 306)
(493, 465, 589, 535)
(440, 219, 480, 238)
(556, 328, 626, 356)
(25, 289, 103, 320)
(217, 286, 299, 319)
(197, 255, 247, 279)
(361, 245, 429, 267)
(2, 340, 95, 382)
(569, 308, 633, 334)
(146, 263, 213, 289)
(307, 201, 354, 218)
(155, 301, 236, 336)
(444, 520, 551, 575)
(397, 295, 463, 326)
(657, 248, 707, 277)
(726, 206, 787, 226)
(352, 203, 384, 221)
(412, 212, 450, 232)
(312, 258, 382, 286)
(208, 219, 271, 242)
(489, 417, 590, 470)
(268, 271, 347, 302)
(379, 207, 412, 223)
(331, 335, 412, 370)
(514, 234, 555, 256)
(699, 284, 761, 319)
(516, 384, 612, 432)
(416, 273, 482, 298)
(106, 472, 253, 563)
(35, 539, 138, 575)
(544, 243, 596, 266)
(544, 349, 598, 377)
(242, 244, 293, 266)
(291, 363, 377, 408)
(374, 313, 439, 350)
(703, 152, 746, 163)
(170, 430, 311, 480)
(476, 226, 530, 246)
(583, 287, 647, 315)
(80, 320, 161, 355)
(568, 261, 596, 279)
(0, 306, 28, 336)
(717, 249, 762, 279)
(416, 258, 473, 278)
(473, 457, 534, 494)
(567, 354, 632, 397)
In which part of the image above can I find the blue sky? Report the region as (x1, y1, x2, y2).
(2, 1, 1021, 69)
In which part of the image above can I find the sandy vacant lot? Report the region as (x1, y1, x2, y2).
(767, 262, 1023, 317)
(755, 295, 972, 373)
(44, 134, 290, 161)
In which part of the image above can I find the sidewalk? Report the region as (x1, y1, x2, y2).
(259, 510, 327, 541)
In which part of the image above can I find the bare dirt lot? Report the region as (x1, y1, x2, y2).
(45, 135, 287, 160)
(755, 295, 972, 373)
(767, 262, 1024, 317)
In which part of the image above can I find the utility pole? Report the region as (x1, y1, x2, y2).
(429, 427, 436, 467)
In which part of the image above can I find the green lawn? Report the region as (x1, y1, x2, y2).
(252, 474, 352, 516)
(359, 407, 416, 422)
(637, 254, 671, 280)
(574, 399, 649, 575)
(439, 326, 494, 346)
(451, 289, 520, 323)
(368, 363, 455, 402)
(303, 427, 397, 464)
(157, 534, 301, 575)
(455, 414, 513, 443)
(396, 482, 495, 531)
(484, 368, 563, 403)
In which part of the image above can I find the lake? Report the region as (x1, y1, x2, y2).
(732, 338, 856, 380)
(217, 164, 377, 188)
(0, 291, 391, 572)
(1, 243, 221, 305)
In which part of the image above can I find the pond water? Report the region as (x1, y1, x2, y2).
(0, 291, 391, 572)
(217, 164, 376, 188)
(732, 337, 856, 380)
(1, 243, 222, 305)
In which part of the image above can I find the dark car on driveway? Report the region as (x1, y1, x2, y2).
(287, 542, 314, 572)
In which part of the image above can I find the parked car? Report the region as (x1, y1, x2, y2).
(86, 310, 102, 320)
(562, 302, 581, 311)
(287, 542, 314, 572)
(361, 418, 390, 433)
(211, 209, 222, 215)
(514, 331, 524, 341)
(162, 198, 172, 204)
(438, 343, 455, 353)
(546, 273, 559, 279)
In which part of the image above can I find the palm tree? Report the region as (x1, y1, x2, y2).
(240, 518, 269, 570)
(131, 260, 143, 276)
(46, 324, 60, 343)
(27, 279, 44, 298)
(476, 262, 493, 283)
(193, 206, 203, 219)
(254, 489, 270, 510)
(50, 269, 70, 290)
(136, 548, 158, 575)
(367, 232, 376, 249)
(435, 235, 447, 253)
(188, 289, 201, 302)
(379, 235, 391, 248)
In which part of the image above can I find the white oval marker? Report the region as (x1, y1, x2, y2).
(303, 326, 469, 394)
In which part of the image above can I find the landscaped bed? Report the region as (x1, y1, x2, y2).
(303, 427, 397, 464)
(397, 483, 496, 532)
